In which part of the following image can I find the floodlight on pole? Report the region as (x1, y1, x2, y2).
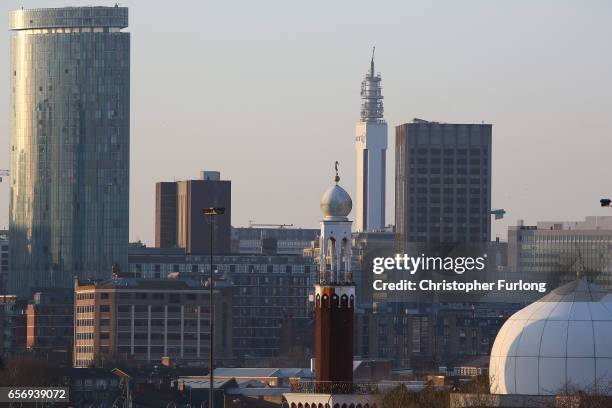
(202, 206, 225, 408)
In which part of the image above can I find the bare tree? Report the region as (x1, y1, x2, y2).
(0, 355, 64, 386)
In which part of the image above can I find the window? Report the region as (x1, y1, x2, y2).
(134, 305, 148, 313)
(100, 305, 110, 313)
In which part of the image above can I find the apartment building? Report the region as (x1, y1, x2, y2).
(74, 277, 232, 368)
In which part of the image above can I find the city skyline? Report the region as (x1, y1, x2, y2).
(1, 1, 612, 246)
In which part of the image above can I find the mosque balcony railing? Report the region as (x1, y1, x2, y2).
(289, 380, 379, 395)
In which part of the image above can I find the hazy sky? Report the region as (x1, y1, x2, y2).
(1, 1, 612, 245)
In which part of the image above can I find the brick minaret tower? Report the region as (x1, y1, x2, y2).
(315, 162, 355, 391)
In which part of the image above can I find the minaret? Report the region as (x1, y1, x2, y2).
(315, 162, 355, 391)
(355, 47, 388, 232)
(283, 163, 380, 405)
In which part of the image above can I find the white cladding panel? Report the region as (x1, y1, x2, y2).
(490, 280, 612, 395)
(355, 121, 387, 232)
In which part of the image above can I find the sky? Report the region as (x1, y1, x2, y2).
(1, 0, 612, 245)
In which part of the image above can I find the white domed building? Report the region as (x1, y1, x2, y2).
(489, 278, 612, 396)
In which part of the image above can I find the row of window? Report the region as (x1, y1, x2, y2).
(412, 197, 487, 206)
(131, 263, 311, 274)
(75, 345, 94, 354)
(412, 207, 487, 214)
(76, 332, 95, 340)
(76, 319, 94, 327)
(411, 158, 488, 166)
(410, 147, 488, 156)
(411, 226, 488, 234)
(117, 332, 210, 341)
(117, 305, 210, 314)
(76, 304, 95, 313)
(116, 292, 203, 302)
(117, 319, 208, 327)
(412, 177, 487, 185)
(76, 292, 110, 300)
(116, 346, 202, 355)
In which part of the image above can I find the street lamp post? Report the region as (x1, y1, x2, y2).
(202, 207, 225, 408)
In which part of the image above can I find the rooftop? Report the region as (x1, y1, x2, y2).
(9, 6, 128, 31)
(75, 277, 211, 291)
(213, 367, 313, 379)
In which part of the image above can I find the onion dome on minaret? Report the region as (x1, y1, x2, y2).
(320, 162, 352, 220)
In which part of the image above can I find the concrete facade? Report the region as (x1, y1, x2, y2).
(155, 172, 231, 254)
(128, 247, 315, 363)
(395, 119, 492, 244)
(73, 277, 233, 368)
(507, 216, 612, 289)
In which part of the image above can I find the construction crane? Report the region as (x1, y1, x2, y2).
(0, 169, 8, 183)
(248, 221, 294, 229)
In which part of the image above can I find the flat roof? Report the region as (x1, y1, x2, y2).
(75, 277, 210, 291)
(9, 7, 128, 31)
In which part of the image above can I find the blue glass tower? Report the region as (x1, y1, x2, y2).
(8, 7, 130, 295)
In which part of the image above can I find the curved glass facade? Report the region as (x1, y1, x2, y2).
(8, 7, 130, 295)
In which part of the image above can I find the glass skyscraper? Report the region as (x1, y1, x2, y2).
(8, 7, 130, 295)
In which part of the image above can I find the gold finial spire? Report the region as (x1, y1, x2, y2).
(334, 161, 340, 183)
